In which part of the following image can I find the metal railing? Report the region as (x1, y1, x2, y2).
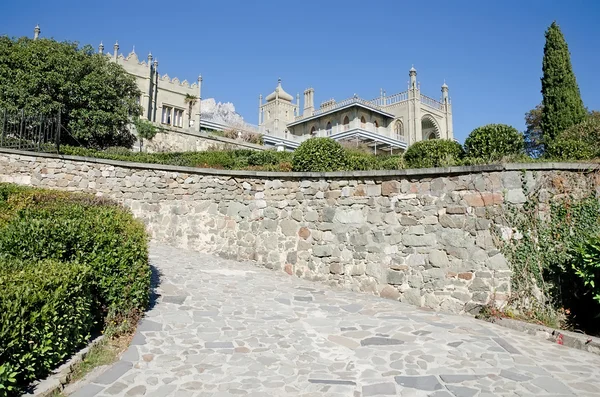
(0, 108, 61, 152)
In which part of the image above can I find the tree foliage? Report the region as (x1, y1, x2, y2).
(464, 124, 524, 161)
(524, 104, 544, 157)
(540, 21, 586, 148)
(184, 94, 197, 127)
(547, 113, 600, 160)
(0, 36, 142, 149)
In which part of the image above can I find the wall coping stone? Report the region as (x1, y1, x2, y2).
(1, 148, 599, 179)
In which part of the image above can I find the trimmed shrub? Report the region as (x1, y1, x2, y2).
(247, 150, 279, 166)
(403, 139, 464, 169)
(377, 155, 405, 170)
(546, 115, 600, 160)
(0, 259, 95, 393)
(292, 138, 348, 172)
(0, 192, 150, 318)
(464, 124, 524, 161)
(0, 184, 150, 394)
(345, 151, 379, 171)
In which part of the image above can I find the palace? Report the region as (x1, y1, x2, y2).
(257, 69, 453, 152)
(31, 26, 454, 153)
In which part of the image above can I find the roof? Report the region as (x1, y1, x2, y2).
(287, 98, 395, 127)
(266, 79, 293, 102)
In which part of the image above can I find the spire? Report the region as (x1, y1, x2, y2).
(147, 52, 153, 62)
(409, 65, 417, 89)
(442, 80, 449, 103)
(98, 41, 104, 54)
(33, 24, 40, 40)
(113, 41, 119, 60)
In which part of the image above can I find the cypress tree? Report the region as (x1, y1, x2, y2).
(540, 22, 586, 148)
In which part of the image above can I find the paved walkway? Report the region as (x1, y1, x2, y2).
(72, 242, 600, 397)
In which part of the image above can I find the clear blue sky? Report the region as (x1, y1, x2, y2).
(2, 0, 599, 143)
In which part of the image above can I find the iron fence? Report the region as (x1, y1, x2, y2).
(0, 108, 61, 153)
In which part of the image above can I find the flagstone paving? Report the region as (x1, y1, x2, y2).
(71, 242, 600, 397)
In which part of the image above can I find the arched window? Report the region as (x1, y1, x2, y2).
(310, 126, 316, 135)
(374, 120, 379, 128)
(326, 121, 332, 136)
(343, 116, 350, 131)
(394, 120, 404, 140)
(360, 116, 366, 128)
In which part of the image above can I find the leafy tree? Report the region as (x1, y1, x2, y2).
(0, 36, 142, 149)
(464, 124, 524, 161)
(133, 118, 163, 152)
(524, 104, 544, 157)
(540, 21, 586, 151)
(546, 113, 600, 160)
(184, 94, 197, 128)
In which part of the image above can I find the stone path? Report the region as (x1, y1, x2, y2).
(71, 242, 600, 397)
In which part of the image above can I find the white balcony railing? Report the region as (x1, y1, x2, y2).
(420, 94, 445, 110)
(295, 95, 386, 121)
(309, 119, 406, 143)
(369, 91, 409, 107)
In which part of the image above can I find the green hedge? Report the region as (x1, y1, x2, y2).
(0, 259, 95, 394)
(546, 115, 600, 160)
(292, 138, 348, 172)
(403, 139, 464, 168)
(0, 184, 150, 395)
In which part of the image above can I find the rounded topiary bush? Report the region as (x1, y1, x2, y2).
(464, 124, 524, 161)
(292, 138, 348, 172)
(403, 139, 464, 169)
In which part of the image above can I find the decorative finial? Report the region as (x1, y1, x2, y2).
(33, 24, 41, 40)
(147, 51, 152, 61)
(198, 75, 203, 82)
(98, 41, 104, 54)
(132, 45, 136, 54)
(278, 77, 282, 85)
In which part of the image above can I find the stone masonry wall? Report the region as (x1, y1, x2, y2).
(1, 149, 598, 314)
(143, 128, 264, 153)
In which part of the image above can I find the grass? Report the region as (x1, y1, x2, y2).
(47, 334, 133, 396)
(69, 335, 132, 383)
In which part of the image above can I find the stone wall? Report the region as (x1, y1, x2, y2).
(1, 148, 598, 314)
(142, 128, 264, 153)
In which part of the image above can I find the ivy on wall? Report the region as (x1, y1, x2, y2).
(496, 171, 600, 333)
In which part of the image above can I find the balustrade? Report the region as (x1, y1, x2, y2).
(420, 94, 444, 110)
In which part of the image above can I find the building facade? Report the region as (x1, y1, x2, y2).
(98, 41, 203, 131)
(32, 26, 453, 153)
(257, 67, 453, 152)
